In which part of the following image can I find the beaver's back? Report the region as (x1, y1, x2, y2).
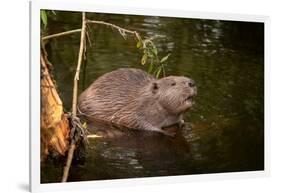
(78, 68, 155, 121)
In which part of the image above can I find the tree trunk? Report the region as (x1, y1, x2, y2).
(40, 51, 70, 160)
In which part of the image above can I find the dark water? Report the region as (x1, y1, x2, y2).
(41, 11, 264, 183)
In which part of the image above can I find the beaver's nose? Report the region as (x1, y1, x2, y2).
(188, 79, 195, 87)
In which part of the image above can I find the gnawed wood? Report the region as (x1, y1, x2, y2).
(40, 52, 70, 159)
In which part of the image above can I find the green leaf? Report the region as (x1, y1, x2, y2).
(82, 122, 87, 129)
(148, 62, 154, 74)
(146, 50, 153, 58)
(160, 53, 171, 63)
(41, 10, 48, 28)
(141, 54, 147, 65)
(136, 41, 142, 48)
(152, 46, 158, 56)
(156, 68, 162, 78)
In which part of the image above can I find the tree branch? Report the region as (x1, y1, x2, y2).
(61, 12, 87, 183)
(41, 20, 142, 43)
(42, 29, 82, 41)
(86, 20, 141, 41)
(72, 18, 87, 117)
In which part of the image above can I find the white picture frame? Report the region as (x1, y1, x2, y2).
(29, 0, 270, 192)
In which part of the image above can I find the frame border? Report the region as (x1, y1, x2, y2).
(30, 0, 270, 192)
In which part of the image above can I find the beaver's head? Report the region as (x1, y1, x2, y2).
(151, 76, 197, 114)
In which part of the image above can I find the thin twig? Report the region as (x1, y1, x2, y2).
(86, 20, 141, 42)
(73, 15, 87, 117)
(42, 29, 81, 41)
(61, 12, 87, 183)
(41, 20, 142, 43)
(85, 24, 93, 47)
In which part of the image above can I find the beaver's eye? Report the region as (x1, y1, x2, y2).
(171, 82, 176, 86)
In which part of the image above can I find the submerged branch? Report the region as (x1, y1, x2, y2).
(42, 29, 82, 41)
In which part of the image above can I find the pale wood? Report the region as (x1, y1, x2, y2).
(42, 29, 81, 41)
(62, 12, 87, 183)
(40, 53, 70, 159)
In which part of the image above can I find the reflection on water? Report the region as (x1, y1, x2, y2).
(41, 11, 264, 183)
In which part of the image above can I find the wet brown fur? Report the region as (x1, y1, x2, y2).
(78, 68, 197, 136)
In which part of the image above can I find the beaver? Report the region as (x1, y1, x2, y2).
(78, 68, 197, 136)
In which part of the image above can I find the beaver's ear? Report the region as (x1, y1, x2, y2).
(151, 82, 159, 94)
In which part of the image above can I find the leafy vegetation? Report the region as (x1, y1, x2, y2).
(40, 10, 48, 28)
(40, 10, 56, 29)
(137, 36, 171, 78)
